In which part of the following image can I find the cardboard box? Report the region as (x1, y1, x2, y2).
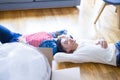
(37, 48, 53, 67)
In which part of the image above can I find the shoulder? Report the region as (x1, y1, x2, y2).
(39, 39, 58, 55)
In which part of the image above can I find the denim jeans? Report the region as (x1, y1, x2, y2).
(0, 25, 22, 43)
(115, 41, 120, 67)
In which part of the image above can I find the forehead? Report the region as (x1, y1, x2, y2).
(58, 34, 66, 38)
(58, 34, 72, 39)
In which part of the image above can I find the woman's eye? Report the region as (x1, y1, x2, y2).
(64, 40, 68, 44)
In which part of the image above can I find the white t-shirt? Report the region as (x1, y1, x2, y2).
(54, 39, 117, 66)
(73, 39, 116, 66)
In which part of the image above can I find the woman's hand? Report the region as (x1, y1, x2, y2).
(18, 36, 27, 43)
(96, 37, 108, 49)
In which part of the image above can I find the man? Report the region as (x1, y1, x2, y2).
(56, 35, 120, 67)
(0, 25, 67, 55)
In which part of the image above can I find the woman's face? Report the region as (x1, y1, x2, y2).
(58, 35, 78, 53)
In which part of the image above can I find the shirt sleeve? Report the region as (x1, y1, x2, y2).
(39, 39, 58, 55)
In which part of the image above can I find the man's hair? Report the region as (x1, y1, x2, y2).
(56, 35, 73, 52)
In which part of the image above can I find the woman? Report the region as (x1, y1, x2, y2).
(0, 25, 67, 55)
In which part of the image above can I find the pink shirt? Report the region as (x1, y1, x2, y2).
(24, 32, 53, 47)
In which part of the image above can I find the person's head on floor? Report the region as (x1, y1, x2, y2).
(56, 34, 78, 53)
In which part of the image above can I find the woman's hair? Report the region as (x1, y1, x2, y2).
(56, 35, 73, 52)
(56, 38, 66, 52)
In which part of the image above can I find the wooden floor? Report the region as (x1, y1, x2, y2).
(0, 0, 120, 80)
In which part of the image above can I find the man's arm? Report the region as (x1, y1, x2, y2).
(96, 37, 108, 49)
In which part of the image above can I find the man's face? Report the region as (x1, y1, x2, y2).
(58, 35, 78, 53)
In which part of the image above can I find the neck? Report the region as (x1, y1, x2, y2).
(72, 43, 78, 51)
(75, 43, 78, 50)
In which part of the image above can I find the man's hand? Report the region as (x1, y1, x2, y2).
(96, 37, 108, 49)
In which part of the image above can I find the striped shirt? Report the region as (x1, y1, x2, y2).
(24, 32, 53, 47)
